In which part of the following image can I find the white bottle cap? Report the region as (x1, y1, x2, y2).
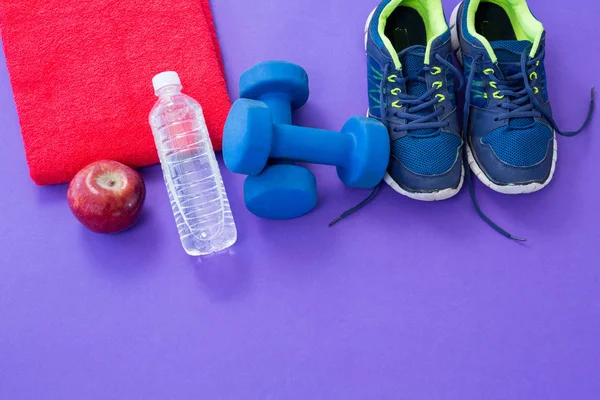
(152, 71, 181, 92)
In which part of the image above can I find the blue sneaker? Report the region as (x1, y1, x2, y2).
(365, 0, 465, 201)
(450, 0, 594, 196)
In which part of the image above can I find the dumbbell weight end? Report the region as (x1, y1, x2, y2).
(244, 164, 317, 220)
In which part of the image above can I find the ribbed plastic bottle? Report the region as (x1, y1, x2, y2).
(149, 71, 237, 256)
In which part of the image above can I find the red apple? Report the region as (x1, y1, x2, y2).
(68, 160, 146, 234)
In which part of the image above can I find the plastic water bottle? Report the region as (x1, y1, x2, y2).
(149, 71, 237, 256)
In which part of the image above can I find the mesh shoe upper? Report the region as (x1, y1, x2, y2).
(393, 133, 463, 175)
(482, 123, 553, 167)
(480, 40, 553, 168)
(392, 46, 462, 176)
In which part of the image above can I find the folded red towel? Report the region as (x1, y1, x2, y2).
(201, 0, 225, 76)
(0, 0, 230, 185)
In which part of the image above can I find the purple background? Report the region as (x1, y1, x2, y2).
(1, 0, 599, 398)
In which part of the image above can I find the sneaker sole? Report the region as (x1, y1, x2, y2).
(364, 7, 464, 202)
(449, 3, 557, 195)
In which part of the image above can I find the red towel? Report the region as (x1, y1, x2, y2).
(0, 0, 230, 185)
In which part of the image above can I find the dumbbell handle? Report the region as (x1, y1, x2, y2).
(257, 91, 295, 167)
(259, 93, 292, 125)
(270, 124, 351, 167)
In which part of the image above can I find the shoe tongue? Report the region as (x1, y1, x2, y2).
(399, 45, 426, 80)
(490, 40, 534, 128)
(398, 45, 436, 136)
(491, 40, 532, 75)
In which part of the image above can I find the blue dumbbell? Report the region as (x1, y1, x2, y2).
(223, 102, 390, 189)
(239, 61, 318, 220)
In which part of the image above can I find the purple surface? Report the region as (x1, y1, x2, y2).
(1, 0, 599, 398)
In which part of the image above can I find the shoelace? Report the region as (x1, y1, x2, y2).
(464, 50, 595, 241)
(329, 53, 465, 227)
(380, 53, 465, 136)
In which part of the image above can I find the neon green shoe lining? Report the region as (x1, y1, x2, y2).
(378, 0, 449, 70)
(466, 0, 544, 62)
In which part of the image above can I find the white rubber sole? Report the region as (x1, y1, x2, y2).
(449, 3, 557, 195)
(364, 7, 464, 202)
(383, 169, 465, 201)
